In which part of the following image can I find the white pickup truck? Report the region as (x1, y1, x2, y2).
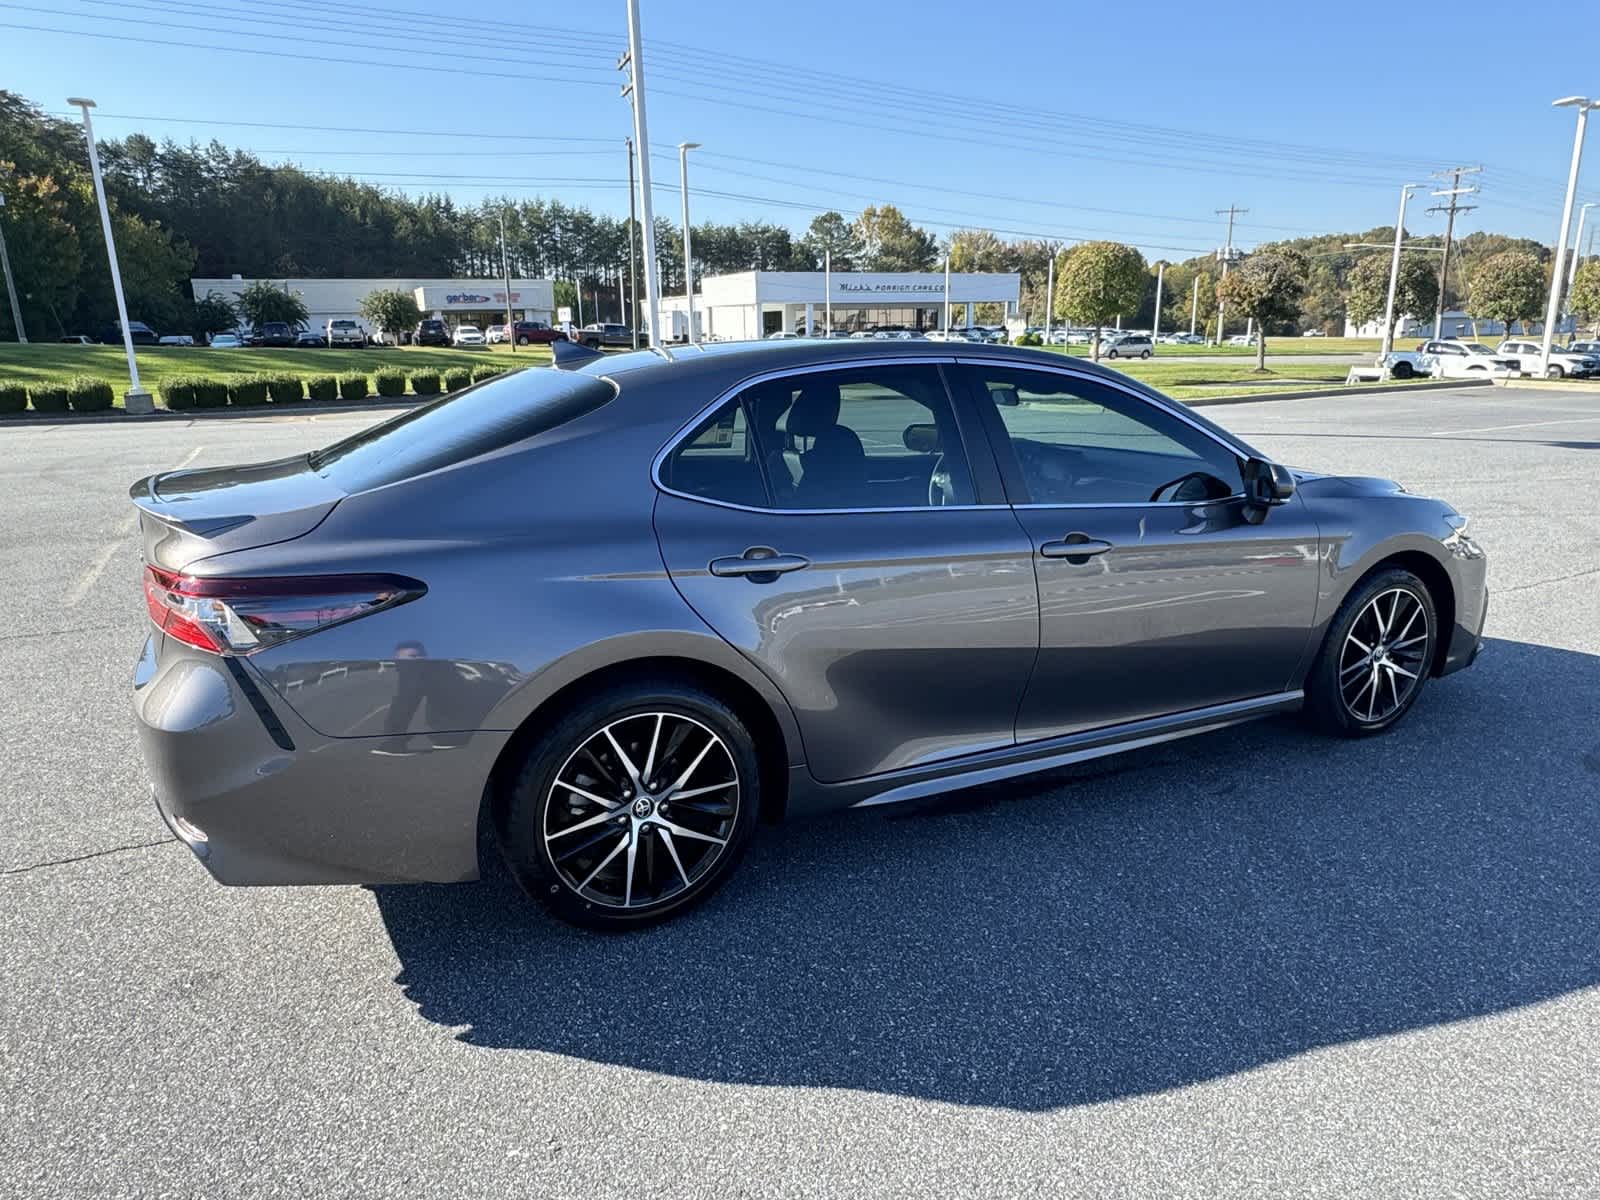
(1379, 340, 1516, 379)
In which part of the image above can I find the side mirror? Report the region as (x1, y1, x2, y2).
(1242, 457, 1295, 521)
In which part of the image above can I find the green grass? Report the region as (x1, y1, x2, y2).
(0, 342, 550, 396)
(1038, 336, 1405, 358)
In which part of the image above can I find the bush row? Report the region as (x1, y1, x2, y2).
(0, 363, 511, 415)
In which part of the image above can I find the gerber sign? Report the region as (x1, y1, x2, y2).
(445, 293, 493, 305)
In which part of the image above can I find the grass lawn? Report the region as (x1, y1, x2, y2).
(1104, 360, 1355, 399)
(1039, 336, 1410, 358)
(0, 342, 551, 397)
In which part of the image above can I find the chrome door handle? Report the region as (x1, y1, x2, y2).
(1039, 533, 1113, 561)
(708, 549, 811, 578)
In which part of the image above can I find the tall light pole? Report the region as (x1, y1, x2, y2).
(1213, 204, 1246, 344)
(625, 137, 639, 348)
(677, 141, 700, 345)
(498, 208, 515, 355)
(1541, 97, 1598, 368)
(618, 1, 661, 348)
(1380, 183, 1422, 361)
(69, 97, 151, 411)
(943, 255, 952, 335)
(823, 249, 832, 337)
(1566, 201, 1595, 314)
(1151, 260, 1165, 342)
(1190, 275, 1200, 335)
(0, 193, 26, 343)
(1043, 251, 1054, 344)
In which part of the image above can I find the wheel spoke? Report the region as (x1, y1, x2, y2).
(1393, 601, 1422, 644)
(1390, 633, 1428, 651)
(669, 780, 736, 801)
(553, 823, 626, 865)
(669, 736, 718, 793)
(1386, 660, 1419, 680)
(640, 714, 664, 783)
(622, 827, 639, 907)
(576, 834, 629, 892)
(548, 805, 625, 841)
(1341, 654, 1373, 678)
(1347, 635, 1372, 656)
(558, 780, 621, 811)
(652, 816, 727, 848)
(603, 726, 642, 786)
(658, 827, 692, 888)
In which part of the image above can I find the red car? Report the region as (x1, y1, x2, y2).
(510, 321, 565, 346)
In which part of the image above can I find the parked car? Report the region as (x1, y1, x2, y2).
(131, 340, 1486, 930)
(1225, 333, 1258, 347)
(58, 334, 94, 345)
(485, 324, 508, 345)
(572, 322, 634, 349)
(158, 334, 195, 347)
(1169, 333, 1205, 345)
(295, 330, 327, 348)
(452, 323, 488, 348)
(1495, 339, 1598, 379)
(97, 320, 158, 346)
(413, 318, 451, 347)
(325, 319, 367, 348)
(765, 331, 800, 340)
(1301, 329, 1327, 337)
(1416, 340, 1517, 379)
(1569, 340, 1600, 357)
(1103, 333, 1154, 360)
(209, 333, 244, 349)
(249, 322, 295, 348)
(510, 320, 564, 346)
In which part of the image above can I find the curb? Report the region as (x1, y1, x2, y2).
(1184, 378, 1494, 408)
(0, 397, 427, 426)
(1492, 376, 1600, 391)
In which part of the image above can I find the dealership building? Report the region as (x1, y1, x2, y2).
(654, 270, 1022, 341)
(189, 276, 558, 331)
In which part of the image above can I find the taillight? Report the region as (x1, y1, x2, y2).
(142, 566, 424, 655)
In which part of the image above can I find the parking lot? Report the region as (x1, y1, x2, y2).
(3, 383, 1597, 1198)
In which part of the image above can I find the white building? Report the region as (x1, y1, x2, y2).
(654, 270, 1022, 342)
(190, 276, 557, 332)
(1343, 310, 1576, 339)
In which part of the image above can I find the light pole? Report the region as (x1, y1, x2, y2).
(823, 249, 832, 337)
(1151, 261, 1165, 342)
(1043, 251, 1054, 344)
(1541, 97, 1598, 369)
(625, 137, 639, 348)
(0, 193, 25, 343)
(618, 0, 661, 348)
(943, 256, 953, 335)
(677, 141, 700, 345)
(498, 208, 515, 355)
(1190, 275, 1199, 336)
(69, 97, 151, 411)
(1380, 183, 1422, 362)
(1565, 201, 1595, 315)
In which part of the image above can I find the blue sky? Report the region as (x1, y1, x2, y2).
(6, 0, 1598, 259)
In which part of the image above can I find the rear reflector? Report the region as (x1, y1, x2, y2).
(142, 566, 424, 655)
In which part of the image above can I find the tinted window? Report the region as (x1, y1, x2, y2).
(970, 367, 1242, 505)
(660, 399, 767, 507)
(744, 365, 975, 510)
(309, 370, 615, 492)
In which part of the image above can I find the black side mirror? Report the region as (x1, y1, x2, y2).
(1241, 457, 1295, 522)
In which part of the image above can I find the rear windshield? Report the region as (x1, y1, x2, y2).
(308, 369, 616, 491)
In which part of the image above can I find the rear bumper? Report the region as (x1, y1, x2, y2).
(134, 633, 506, 885)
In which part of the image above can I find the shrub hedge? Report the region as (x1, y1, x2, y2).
(65, 376, 115, 412)
(0, 382, 28, 414)
(470, 364, 507, 382)
(162, 375, 200, 410)
(193, 378, 229, 408)
(338, 372, 369, 401)
(410, 368, 441, 396)
(267, 374, 304, 404)
(28, 383, 69, 413)
(442, 366, 472, 392)
(374, 367, 408, 397)
(228, 375, 270, 406)
(306, 374, 338, 403)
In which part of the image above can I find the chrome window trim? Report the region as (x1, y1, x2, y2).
(650, 352, 1255, 516)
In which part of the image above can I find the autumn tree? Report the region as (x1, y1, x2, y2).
(1214, 249, 1309, 369)
(1344, 254, 1439, 343)
(1054, 241, 1147, 360)
(853, 204, 938, 271)
(1566, 260, 1600, 336)
(1469, 251, 1546, 337)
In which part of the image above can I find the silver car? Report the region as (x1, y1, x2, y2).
(132, 340, 1488, 928)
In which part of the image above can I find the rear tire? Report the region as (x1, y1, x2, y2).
(498, 680, 760, 930)
(1304, 568, 1437, 738)
(1546, 364, 1565, 379)
(517, 334, 529, 345)
(1140, 349, 1151, 359)
(1391, 361, 1414, 379)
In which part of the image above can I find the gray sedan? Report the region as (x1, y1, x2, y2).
(131, 340, 1488, 928)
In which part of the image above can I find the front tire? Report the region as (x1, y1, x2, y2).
(1107, 349, 1119, 359)
(1140, 349, 1151, 359)
(1304, 568, 1436, 737)
(498, 681, 760, 929)
(1546, 364, 1565, 379)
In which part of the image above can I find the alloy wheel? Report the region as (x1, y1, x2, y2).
(543, 712, 739, 910)
(1338, 587, 1431, 723)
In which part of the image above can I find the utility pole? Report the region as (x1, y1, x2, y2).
(618, 0, 661, 348)
(498, 209, 515, 355)
(1566, 201, 1595, 313)
(1151, 261, 1165, 342)
(1426, 165, 1481, 339)
(1380, 184, 1420, 361)
(0, 193, 25, 343)
(625, 137, 639, 348)
(1214, 204, 1246, 343)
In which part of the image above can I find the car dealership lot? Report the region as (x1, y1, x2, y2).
(3, 385, 1597, 1198)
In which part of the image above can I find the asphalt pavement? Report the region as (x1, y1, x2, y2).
(2, 384, 1597, 1198)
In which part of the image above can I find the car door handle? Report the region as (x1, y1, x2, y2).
(1039, 534, 1114, 561)
(708, 549, 811, 578)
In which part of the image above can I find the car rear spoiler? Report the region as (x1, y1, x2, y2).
(551, 339, 605, 370)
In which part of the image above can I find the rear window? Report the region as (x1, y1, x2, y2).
(308, 369, 616, 491)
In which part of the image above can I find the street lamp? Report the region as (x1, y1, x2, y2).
(678, 141, 700, 345)
(68, 97, 152, 412)
(1540, 97, 1598, 369)
(1566, 201, 1596, 314)
(1380, 184, 1422, 362)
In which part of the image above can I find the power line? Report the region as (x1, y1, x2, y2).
(1426, 166, 1482, 337)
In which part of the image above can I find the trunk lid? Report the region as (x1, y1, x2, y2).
(129, 454, 344, 572)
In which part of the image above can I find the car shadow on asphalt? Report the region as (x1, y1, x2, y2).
(371, 637, 1600, 1110)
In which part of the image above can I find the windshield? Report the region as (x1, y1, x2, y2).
(1460, 343, 1494, 354)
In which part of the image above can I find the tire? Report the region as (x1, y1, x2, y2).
(1107, 349, 1119, 359)
(1303, 567, 1437, 738)
(497, 680, 760, 929)
(1391, 361, 1414, 379)
(516, 334, 529, 345)
(1140, 349, 1151, 359)
(1546, 364, 1564, 379)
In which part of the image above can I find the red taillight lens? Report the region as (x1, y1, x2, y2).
(142, 566, 424, 655)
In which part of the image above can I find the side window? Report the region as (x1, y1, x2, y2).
(742, 364, 976, 510)
(969, 367, 1243, 505)
(660, 398, 768, 508)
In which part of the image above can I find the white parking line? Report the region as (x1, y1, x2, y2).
(65, 446, 204, 608)
(1429, 416, 1600, 437)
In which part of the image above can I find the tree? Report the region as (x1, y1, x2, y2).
(1468, 251, 1546, 337)
(798, 211, 861, 271)
(1054, 241, 1147, 360)
(192, 290, 239, 339)
(358, 288, 420, 341)
(1567, 260, 1600, 336)
(853, 204, 938, 272)
(236, 279, 308, 329)
(1215, 249, 1309, 369)
(0, 168, 81, 340)
(1344, 254, 1439, 343)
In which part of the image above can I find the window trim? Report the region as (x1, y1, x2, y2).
(650, 356, 1003, 515)
(953, 359, 1252, 510)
